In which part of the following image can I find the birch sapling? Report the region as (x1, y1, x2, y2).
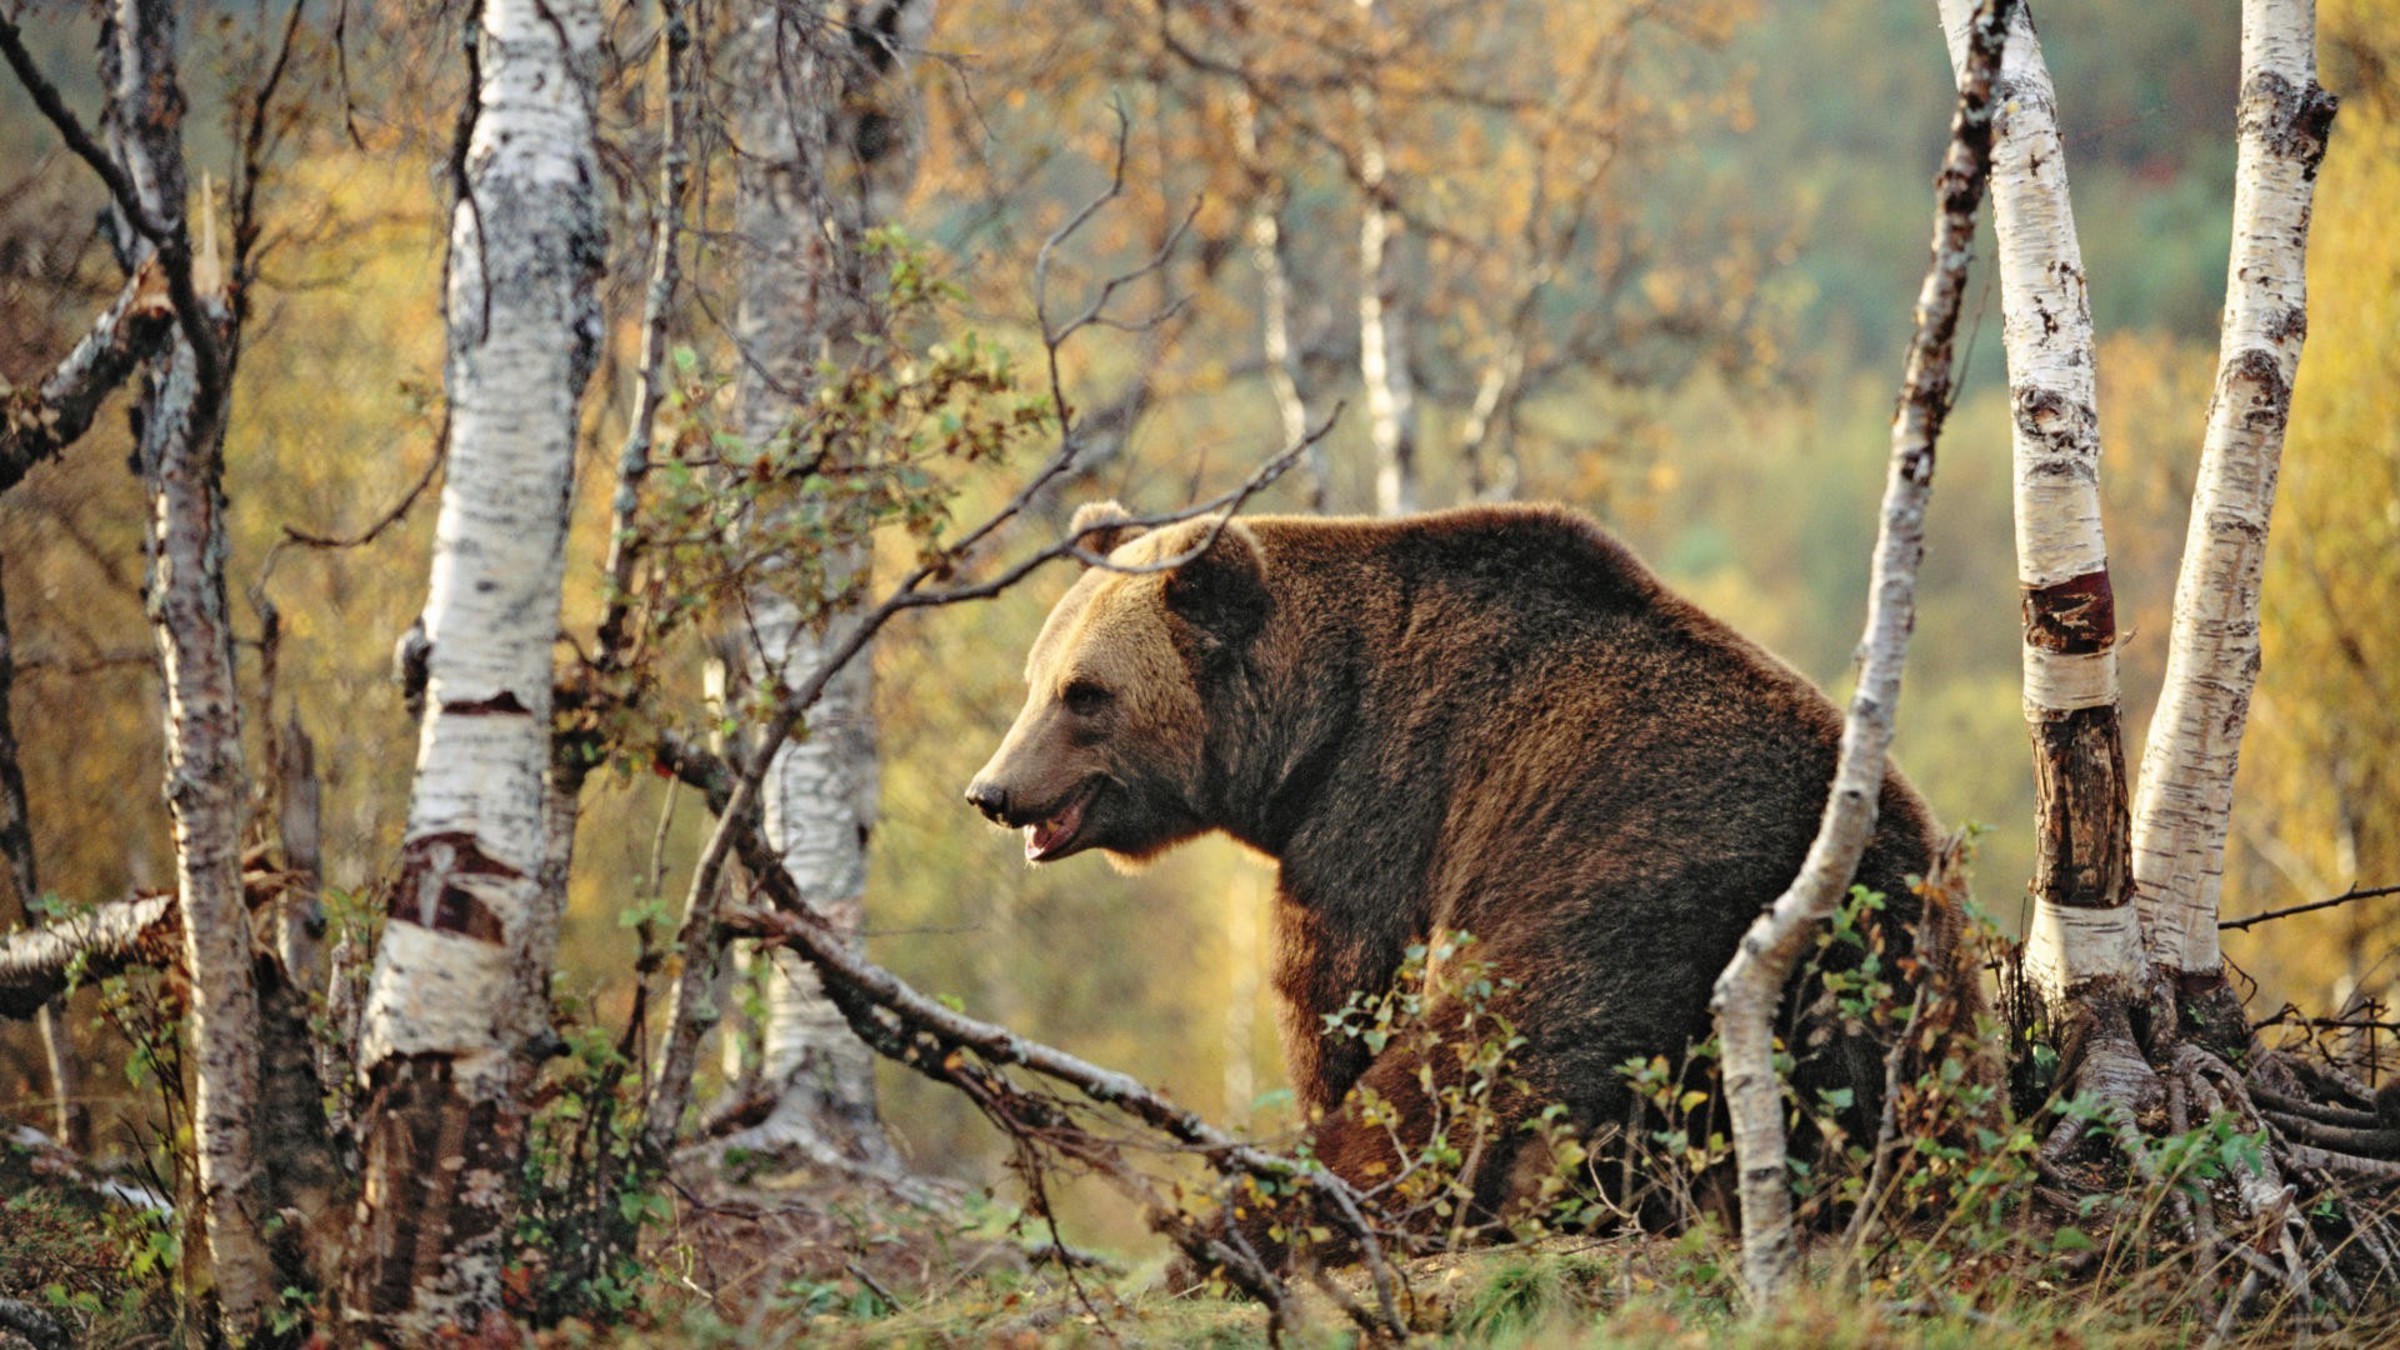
(1711, 0, 2009, 1306)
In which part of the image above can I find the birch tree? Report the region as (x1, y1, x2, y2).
(85, 0, 282, 1333)
(343, 0, 604, 1334)
(1712, 0, 2008, 1300)
(1232, 89, 1326, 511)
(688, 0, 932, 1173)
(2129, 0, 2338, 1030)
(1935, 0, 2147, 1056)
(1353, 0, 1419, 516)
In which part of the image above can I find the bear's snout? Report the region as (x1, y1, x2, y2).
(963, 778, 1011, 824)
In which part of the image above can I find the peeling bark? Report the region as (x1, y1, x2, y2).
(342, 0, 605, 1336)
(1938, 0, 2141, 1013)
(2131, 0, 2336, 983)
(1711, 0, 2007, 1302)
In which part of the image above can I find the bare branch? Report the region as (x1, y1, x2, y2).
(278, 437, 444, 551)
(0, 12, 174, 242)
(230, 0, 313, 304)
(705, 838, 1407, 1338)
(2219, 882, 2400, 933)
(0, 7, 230, 404)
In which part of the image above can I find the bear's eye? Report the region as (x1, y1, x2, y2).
(1061, 680, 1113, 716)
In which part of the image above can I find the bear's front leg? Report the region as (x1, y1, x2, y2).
(1214, 992, 1546, 1277)
(1268, 892, 1414, 1115)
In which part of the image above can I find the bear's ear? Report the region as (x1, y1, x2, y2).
(1069, 500, 1144, 560)
(1164, 522, 1268, 646)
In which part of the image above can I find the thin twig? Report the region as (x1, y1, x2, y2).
(2220, 882, 2400, 933)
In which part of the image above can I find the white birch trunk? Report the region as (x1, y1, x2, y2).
(1712, 0, 2006, 1300)
(1354, 0, 1418, 517)
(1233, 90, 1325, 511)
(344, 0, 603, 1334)
(704, 0, 930, 1173)
(2130, 0, 2336, 979)
(102, 0, 274, 1332)
(1939, 0, 2141, 1010)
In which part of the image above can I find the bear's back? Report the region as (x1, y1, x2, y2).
(1247, 504, 1939, 1095)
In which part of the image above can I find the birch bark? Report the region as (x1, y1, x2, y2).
(1937, 0, 2141, 1013)
(1711, 0, 2007, 1302)
(98, 0, 277, 1333)
(343, 0, 604, 1335)
(2129, 0, 2336, 985)
(703, 0, 930, 1172)
(1354, 0, 1418, 517)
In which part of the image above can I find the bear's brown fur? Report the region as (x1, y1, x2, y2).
(967, 502, 1953, 1248)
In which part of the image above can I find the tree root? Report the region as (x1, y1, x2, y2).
(2030, 1021, 2400, 1336)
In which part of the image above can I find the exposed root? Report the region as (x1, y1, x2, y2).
(2286, 1144, 2400, 1182)
(2020, 990, 2400, 1337)
(2253, 1083, 2382, 1130)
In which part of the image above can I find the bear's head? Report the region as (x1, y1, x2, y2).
(965, 499, 1269, 867)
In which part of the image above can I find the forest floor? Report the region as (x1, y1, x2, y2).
(587, 1165, 2400, 1349)
(11, 1125, 2400, 1346)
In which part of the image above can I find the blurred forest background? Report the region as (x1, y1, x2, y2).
(2, 0, 2394, 1249)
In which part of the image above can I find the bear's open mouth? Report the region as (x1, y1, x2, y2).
(1024, 779, 1101, 863)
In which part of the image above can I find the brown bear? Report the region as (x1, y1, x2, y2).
(965, 500, 1950, 1252)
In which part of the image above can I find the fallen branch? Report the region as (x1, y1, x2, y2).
(0, 894, 178, 1019)
(725, 895, 1407, 1339)
(651, 738, 1405, 1339)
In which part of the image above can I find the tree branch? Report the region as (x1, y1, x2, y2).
(0, 5, 229, 406)
(0, 12, 172, 241)
(0, 266, 176, 489)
